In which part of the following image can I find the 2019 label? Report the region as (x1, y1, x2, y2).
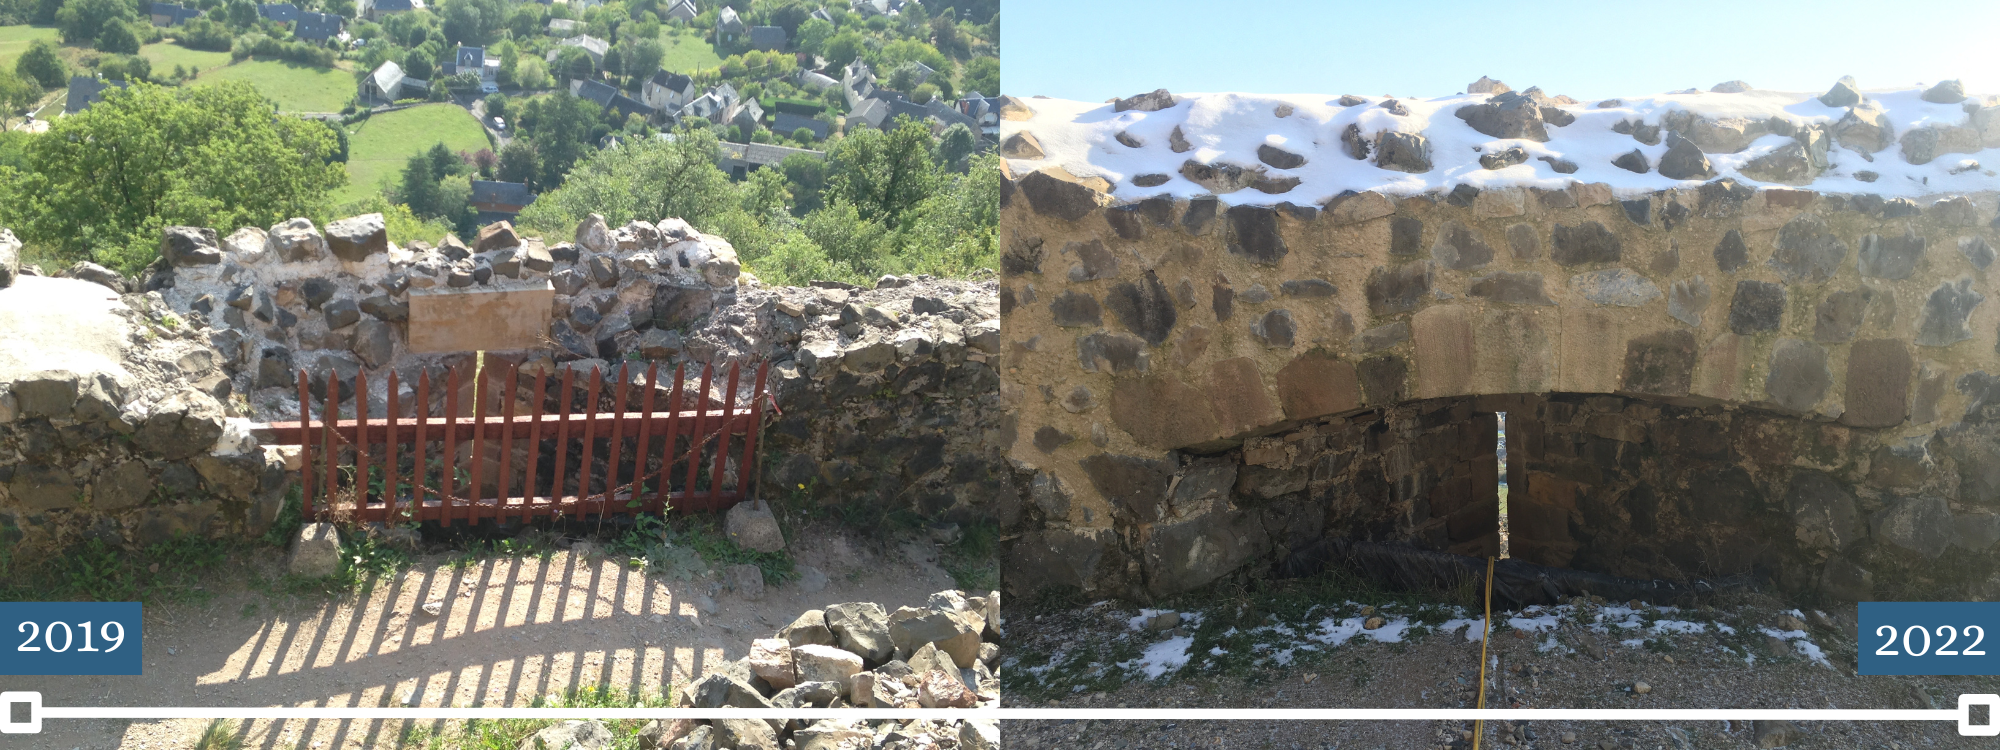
(0, 602, 142, 676)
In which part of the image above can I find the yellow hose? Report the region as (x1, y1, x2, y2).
(1473, 555, 1495, 748)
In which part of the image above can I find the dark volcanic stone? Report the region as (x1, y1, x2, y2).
(1612, 149, 1650, 173)
(1066, 239, 1119, 282)
(1858, 231, 1925, 280)
(1079, 453, 1175, 521)
(1714, 230, 1749, 272)
(1366, 262, 1433, 316)
(1537, 156, 1579, 174)
(1020, 169, 1103, 221)
(1132, 174, 1171, 187)
(1049, 291, 1103, 327)
(1698, 178, 1755, 217)
(1729, 281, 1785, 334)
(1819, 77, 1861, 107)
(1111, 375, 1219, 450)
(1922, 79, 1966, 104)
(1105, 271, 1178, 346)
(1257, 144, 1306, 169)
(1390, 217, 1424, 256)
(1813, 289, 1870, 344)
(1766, 338, 1831, 412)
(1770, 214, 1848, 283)
(1226, 205, 1287, 265)
(1551, 222, 1621, 266)
(1114, 89, 1177, 112)
(1785, 470, 1862, 551)
(1963, 236, 1996, 270)
(1076, 332, 1151, 375)
(1916, 278, 1983, 347)
(1660, 201, 1690, 231)
(1181, 196, 1219, 236)
(1621, 198, 1651, 226)
(1658, 133, 1716, 180)
(1341, 123, 1370, 160)
(1033, 426, 1075, 454)
(1843, 338, 1913, 427)
(1506, 224, 1540, 260)
(1479, 146, 1528, 170)
(1212, 283, 1233, 322)
(1455, 91, 1551, 142)
(1468, 271, 1554, 305)
(1374, 131, 1432, 173)
(301, 278, 335, 309)
(1280, 279, 1336, 297)
(322, 298, 360, 329)
(1622, 329, 1697, 396)
(1357, 356, 1408, 406)
(1872, 496, 1954, 559)
(1431, 222, 1493, 270)
(1446, 184, 1480, 207)
(1252, 309, 1296, 348)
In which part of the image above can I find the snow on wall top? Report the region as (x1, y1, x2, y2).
(1000, 78, 2000, 206)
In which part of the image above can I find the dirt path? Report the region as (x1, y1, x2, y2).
(17, 531, 962, 749)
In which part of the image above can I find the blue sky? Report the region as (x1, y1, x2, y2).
(1000, 0, 2000, 102)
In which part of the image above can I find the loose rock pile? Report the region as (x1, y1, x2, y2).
(636, 588, 1002, 750)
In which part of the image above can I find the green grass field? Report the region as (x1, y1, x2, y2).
(141, 42, 233, 77)
(338, 103, 491, 204)
(192, 60, 354, 112)
(657, 32, 722, 72)
(0, 24, 59, 74)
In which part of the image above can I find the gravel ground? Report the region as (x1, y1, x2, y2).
(1000, 578, 2000, 749)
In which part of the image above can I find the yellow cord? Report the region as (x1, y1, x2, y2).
(1473, 555, 1495, 749)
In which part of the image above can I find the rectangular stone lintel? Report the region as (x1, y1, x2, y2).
(407, 281, 556, 353)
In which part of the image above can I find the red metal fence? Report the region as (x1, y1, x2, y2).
(252, 360, 770, 523)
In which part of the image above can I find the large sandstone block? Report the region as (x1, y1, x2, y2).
(406, 282, 555, 353)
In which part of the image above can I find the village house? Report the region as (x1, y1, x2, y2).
(256, 3, 299, 24)
(148, 3, 203, 26)
(641, 70, 697, 113)
(360, 60, 425, 102)
(718, 141, 823, 180)
(63, 76, 128, 114)
(546, 35, 610, 67)
(359, 0, 425, 23)
(716, 6, 746, 44)
(469, 180, 537, 224)
(663, 0, 698, 23)
(749, 25, 787, 51)
(294, 12, 343, 43)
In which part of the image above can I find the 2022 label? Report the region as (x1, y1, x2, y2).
(1859, 602, 2000, 676)
(0, 602, 142, 676)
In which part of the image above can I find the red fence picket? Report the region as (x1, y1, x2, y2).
(255, 360, 770, 523)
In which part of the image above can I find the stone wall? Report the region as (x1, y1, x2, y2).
(3, 212, 1007, 556)
(0, 285, 290, 559)
(997, 88, 2000, 601)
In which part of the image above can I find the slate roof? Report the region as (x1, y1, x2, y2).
(548, 35, 609, 63)
(649, 70, 693, 93)
(63, 76, 127, 114)
(719, 141, 825, 168)
(457, 46, 484, 71)
(748, 26, 786, 50)
(774, 112, 829, 140)
(547, 18, 577, 34)
(150, 3, 203, 24)
(295, 11, 342, 41)
(572, 79, 654, 119)
(470, 180, 536, 209)
(258, 3, 299, 22)
(370, 0, 417, 12)
(717, 6, 746, 34)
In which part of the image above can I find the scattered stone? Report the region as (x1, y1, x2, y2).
(161, 226, 223, 267)
(1374, 131, 1432, 173)
(1818, 76, 1861, 108)
(1658, 133, 1716, 180)
(1632, 681, 1651, 695)
(518, 720, 612, 750)
(325, 213, 388, 261)
(290, 522, 340, 577)
(1479, 146, 1528, 170)
(725, 500, 786, 553)
(1612, 149, 1650, 173)
(999, 130, 1044, 160)
(1114, 89, 1177, 112)
(1922, 79, 1966, 104)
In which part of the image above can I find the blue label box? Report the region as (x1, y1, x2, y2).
(0, 602, 143, 676)
(1859, 602, 2000, 676)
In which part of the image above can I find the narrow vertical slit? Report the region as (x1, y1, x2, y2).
(1496, 411, 1510, 559)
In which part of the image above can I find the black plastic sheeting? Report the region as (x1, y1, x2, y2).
(1278, 538, 1754, 609)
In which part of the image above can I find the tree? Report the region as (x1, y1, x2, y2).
(514, 57, 551, 90)
(629, 39, 664, 81)
(526, 92, 600, 191)
(825, 117, 939, 230)
(0, 81, 346, 272)
(793, 18, 831, 56)
(516, 126, 735, 231)
(778, 152, 825, 215)
(426, 142, 462, 180)
(554, 45, 593, 82)
(56, 0, 132, 45)
(821, 30, 863, 70)
(399, 151, 441, 217)
(96, 20, 140, 55)
(600, 44, 623, 78)
(960, 56, 998, 96)
(0, 67, 39, 119)
(495, 140, 537, 184)
(934, 122, 975, 172)
(226, 0, 257, 28)
(482, 92, 509, 120)
(402, 48, 433, 80)
(15, 38, 67, 90)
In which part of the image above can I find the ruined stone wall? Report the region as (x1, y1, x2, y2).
(2, 212, 1006, 558)
(0, 288, 291, 559)
(998, 154, 2000, 600)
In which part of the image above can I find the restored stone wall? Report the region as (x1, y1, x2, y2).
(998, 160, 2000, 600)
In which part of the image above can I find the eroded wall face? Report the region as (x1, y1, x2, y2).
(999, 173, 2000, 601)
